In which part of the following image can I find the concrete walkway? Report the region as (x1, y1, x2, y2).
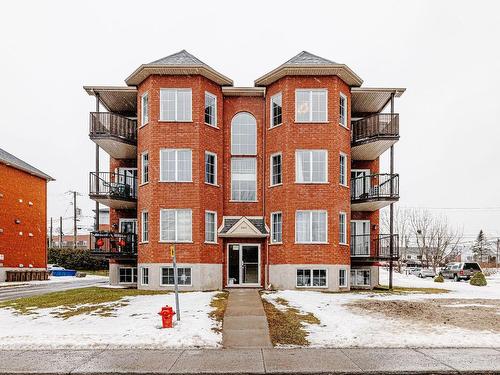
(222, 289, 273, 348)
(0, 348, 499, 374)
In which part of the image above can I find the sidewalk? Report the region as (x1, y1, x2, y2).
(1, 348, 499, 374)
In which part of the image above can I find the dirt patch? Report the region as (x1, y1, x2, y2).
(209, 291, 229, 333)
(349, 298, 500, 332)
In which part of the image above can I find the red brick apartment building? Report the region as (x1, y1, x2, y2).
(0, 148, 54, 282)
(85, 50, 404, 290)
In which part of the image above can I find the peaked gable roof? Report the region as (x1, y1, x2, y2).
(255, 50, 363, 87)
(219, 217, 269, 238)
(125, 50, 233, 86)
(0, 148, 54, 181)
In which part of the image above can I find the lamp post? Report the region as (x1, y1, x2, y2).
(170, 244, 180, 321)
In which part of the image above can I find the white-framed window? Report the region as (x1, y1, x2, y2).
(350, 269, 371, 286)
(270, 92, 282, 127)
(160, 88, 192, 122)
(231, 112, 257, 155)
(141, 210, 149, 243)
(205, 92, 217, 127)
(141, 92, 149, 126)
(295, 89, 327, 122)
(296, 269, 327, 288)
(339, 269, 347, 287)
(141, 267, 149, 286)
(339, 152, 347, 186)
(339, 212, 347, 245)
(231, 157, 257, 201)
(141, 152, 149, 184)
(270, 153, 282, 186)
(205, 211, 217, 243)
(339, 92, 347, 127)
(160, 149, 192, 182)
(160, 209, 192, 242)
(271, 212, 282, 244)
(161, 267, 192, 286)
(119, 267, 137, 283)
(295, 210, 327, 244)
(205, 152, 217, 185)
(295, 150, 327, 183)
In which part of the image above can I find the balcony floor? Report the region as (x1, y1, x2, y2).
(351, 197, 399, 211)
(89, 194, 137, 210)
(90, 136, 137, 160)
(351, 137, 398, 160)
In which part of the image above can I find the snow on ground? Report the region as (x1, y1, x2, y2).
(262, 270, 500, 348)
(0, 275, 108, 287)
(0, 291, 221, 349)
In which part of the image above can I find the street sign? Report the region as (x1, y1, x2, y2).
(170, 244, 175, 258)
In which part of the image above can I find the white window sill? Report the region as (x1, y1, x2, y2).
(295, 181, 329, 185)
(269, 242, 283, 246)
(139, 241, 149, 245)
(204, 123, 219, 129)
(269, 123, 283, 130)
(158, 180, 193, 183)
(294, 121, 329, 124)
(204, 241, 218, 245)
(139, 122, 149, 128)
(158, 241, 194, 244)
(339, 183, 348, 188)
(339, 242, 348, 246)
(139, 182, 149, 187)
(204, 182, 220, 187)
(229, 200, 258, 203)
(295, 242, 329, 245)
(269, 183, 283, 188)
(339, 123, 349, 129)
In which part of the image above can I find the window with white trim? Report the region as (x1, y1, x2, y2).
(270, 153, 282, 186)
(295, 89, 327, 122)
(339, 269, 347, 287)
(141, 211, 149, 243)
(119, 267, 137, 283)
(231, 112, 257, 155)
(271, 212, 282, 243)
(339, 212, 347, 244)
(350, 269, 371, 286)
(141, 267, 149, 285)
(205, 211, 217, 243)
(160, 149, 192, 182)
(141, 152, 149, 184)
(160, 209, 192, 242)
(296, 269, 327, 287)
(160, 88, 192, 122)
(339, 153, 347, 186)
(205, 92, 217, 126)
(295, 210, 327, 243)
(296, 150, 327, 183)
(271, 93, 282, 127)
(141, 92, 149, 126)
(231, 157, 256, 201)
(339, 92, 347, 127)
(205, 152, 217, 185)
(161, 267, 192, 286)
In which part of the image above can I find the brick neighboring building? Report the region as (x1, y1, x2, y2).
(85, 50, 404, 290)
(0, 148, 54, 282)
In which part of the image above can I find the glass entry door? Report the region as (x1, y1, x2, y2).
(227, 244, 260, 286)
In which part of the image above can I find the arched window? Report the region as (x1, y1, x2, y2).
(231, 112, 256, 155)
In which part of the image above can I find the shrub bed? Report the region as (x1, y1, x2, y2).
(48, 248, 108, 271)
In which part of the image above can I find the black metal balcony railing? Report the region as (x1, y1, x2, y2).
(91, 231, 137, 255)
(351, 173, 399, 201)
(351, 234, 400, 259)
(89, 112, 137, 143)
(89, 171, 137, 200)
(351, 113, 399, 144)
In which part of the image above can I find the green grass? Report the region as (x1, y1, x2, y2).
(78, 269, 109, 277)
(0, 287, 169, 319)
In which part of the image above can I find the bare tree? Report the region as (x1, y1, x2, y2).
(381, 206, 411, 272)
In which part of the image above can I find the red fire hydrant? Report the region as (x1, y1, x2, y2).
(158, 306, 176, 328)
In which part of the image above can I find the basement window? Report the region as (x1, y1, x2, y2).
(296, 269, 327, 288)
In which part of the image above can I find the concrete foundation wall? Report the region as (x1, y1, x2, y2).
(268, 264, 351, 292)
(0, 267, 46, 282)
(350, 265, 380, 289)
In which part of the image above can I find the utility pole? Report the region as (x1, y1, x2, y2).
(73, 191, 77, 249)
(59, 216, 63, 249)
(49, 217, 53, 248)
(95, 93, 101, 231)
(389, 92, 395, 290)
(170, 244, 180, 321)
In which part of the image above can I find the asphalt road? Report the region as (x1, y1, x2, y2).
(0, 278, 108, 301)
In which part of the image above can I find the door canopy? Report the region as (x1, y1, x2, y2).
(218, 216, 269, 238)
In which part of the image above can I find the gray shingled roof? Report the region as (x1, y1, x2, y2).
(0, 148, 54, 181)
(220, 217, 268, 235)
(283, 51, 338, 66)
(149, 50, 208, 66)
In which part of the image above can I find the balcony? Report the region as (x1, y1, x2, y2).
(351, 234, 399, 262)
(89, 112, 137, 159)
(351, 113, 399, 160)
(351, 173, 399, 211)
(89, 171, 137, 210)
(90, 231, 137, 258)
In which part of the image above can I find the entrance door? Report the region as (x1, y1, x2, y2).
(351, 169, 370, 199)
(351, 220, 370, 256)
(227, 244, 260, 286)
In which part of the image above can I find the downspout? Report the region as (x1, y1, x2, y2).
(262, 89, 269, 289)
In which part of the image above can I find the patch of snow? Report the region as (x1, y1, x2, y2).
(0, 291, 221, 349)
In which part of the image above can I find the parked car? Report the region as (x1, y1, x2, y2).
(439, 262, 482, 281)
(47, 264, 65, 272)
(411, 267, 436, 278)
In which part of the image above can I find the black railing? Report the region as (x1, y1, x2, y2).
(351, 234, 399, 259)
(91, 231, 137, 255)
(351, 113, 399, 144)
(89, 112, 137, 143)
(89, 172, 137, 200)
(351, 173, 399, 201)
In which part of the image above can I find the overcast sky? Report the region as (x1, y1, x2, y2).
(1, 0, 499, 243)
